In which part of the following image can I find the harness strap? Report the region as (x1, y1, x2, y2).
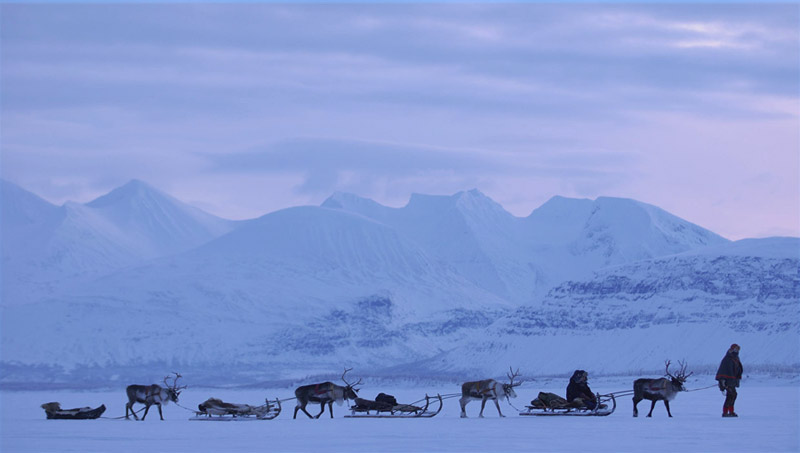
(715, 374, 741, 380)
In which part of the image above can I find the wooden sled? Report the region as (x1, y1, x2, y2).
(189, 397, 282, 421)
(519, 393, 616, 416)
(41, 402, 106, 420)
(345, 394, 442, 418)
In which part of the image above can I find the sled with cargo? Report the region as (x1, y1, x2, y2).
(40, 402, 107, 420)
(189, 397, 282, 421)
(519, 392, 616, 416)
(345, 393, 443, 418)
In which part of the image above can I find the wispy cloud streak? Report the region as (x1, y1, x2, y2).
(1, 4, 797, 238)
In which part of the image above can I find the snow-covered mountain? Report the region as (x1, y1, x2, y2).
(1, 203, 512, 380)
(84, 179, 234, 256)
(412, 237, 799, 377)
(1, 181, 796, 387)
(324, 191, 729, 302)
(1, 179, 62, 228)
(1, 180, 234, 305)
(324, 190, 526, 301)
(520, 195, 730, 293)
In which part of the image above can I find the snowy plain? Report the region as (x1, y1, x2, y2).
(2, 376, 798, 453)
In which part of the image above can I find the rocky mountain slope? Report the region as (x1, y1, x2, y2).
(413, 237, 799, 377)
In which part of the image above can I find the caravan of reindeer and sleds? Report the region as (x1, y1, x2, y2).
(40, 359, 710, 422)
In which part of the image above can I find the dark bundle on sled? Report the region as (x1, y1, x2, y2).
(352, 393, 403, 412)
(530, 392, 573, 409)
(41, 402, 106, 420)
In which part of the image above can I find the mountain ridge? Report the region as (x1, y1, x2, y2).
(1, 180, 796, 385)
(1, 179, 235, 305)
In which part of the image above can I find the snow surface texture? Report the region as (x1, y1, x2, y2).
(1, 179, 797, 386)
(2, 378, 799, 452)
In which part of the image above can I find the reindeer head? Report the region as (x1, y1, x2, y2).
(664, 360, 693, 391)
(502, 367, 522, 399)
(341, 367, 362, 400)
(163, 372, 187, 402)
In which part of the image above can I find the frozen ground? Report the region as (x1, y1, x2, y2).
(2, 377, 798, 452)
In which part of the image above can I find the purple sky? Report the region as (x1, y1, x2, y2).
(1, 4, 798, 239)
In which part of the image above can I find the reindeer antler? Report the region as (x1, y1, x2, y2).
(164, 372, 187, 390)
(664, 360, 675, 378)
(507, 367, 523, 387)
(664, 360, 693, 382)
(341, 367, 362, 389)
(677, 360, 694, 380)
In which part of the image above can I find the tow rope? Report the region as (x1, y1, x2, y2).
(175, 401, 200, 414)
(505, 397, 524, 413)
(100, 407, 146, 420)
(685, 384, 719, 392)
(604, 383, 718, 398)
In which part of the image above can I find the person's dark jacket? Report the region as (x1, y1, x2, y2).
(716, 351, 743, 387)
(566, 381, 595, 403)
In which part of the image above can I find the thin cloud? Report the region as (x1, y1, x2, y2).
(1, 4, 797, 238)
(208, 138, 635, 197)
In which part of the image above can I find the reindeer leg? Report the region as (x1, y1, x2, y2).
(664, 400, 673, 417)
(459, 397, 468, 418)
(157, 403, 164, 420)
(142, 404, 151, 421)
(130, 402, 141, 420)
(493, 398, 505, 417)
(632, 397, 639, 417)
(297, 402, 315, 419)
(646, 400, 657, 417)
(314, 402, 326, 419)
(328, 401, 334, 418)
(479, 397, 488, 418)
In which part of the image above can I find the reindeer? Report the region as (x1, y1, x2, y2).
(293, 368, 361, 419)
(459, 367, 522, 418)
(125, 372, 186, 420)
(633, 360, 693, 417)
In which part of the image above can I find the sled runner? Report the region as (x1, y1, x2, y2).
(41, 402, 106, 420)
(189, 397, 282, 421)
(345, 394, 443, 418)
(519, 392, 616, 417)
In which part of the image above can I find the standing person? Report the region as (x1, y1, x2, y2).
(716, 344, 743, 417)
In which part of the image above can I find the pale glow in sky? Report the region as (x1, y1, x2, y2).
(1, 4, 798, 239)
